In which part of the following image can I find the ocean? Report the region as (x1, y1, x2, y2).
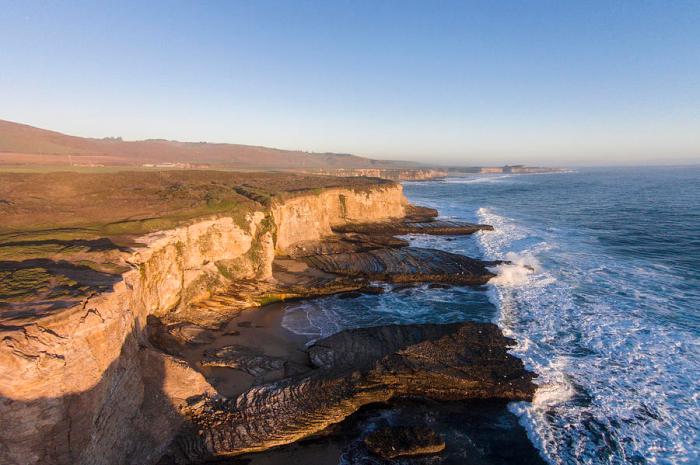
(282, 166, 700, 465)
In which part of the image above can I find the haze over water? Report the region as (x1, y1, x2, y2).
(284, 167, 700, 464)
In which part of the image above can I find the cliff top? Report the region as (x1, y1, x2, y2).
(0, 170, 393, 235)
(0, 170, 394, 320)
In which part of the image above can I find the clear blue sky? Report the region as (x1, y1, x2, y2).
(1, 1, 699, 166)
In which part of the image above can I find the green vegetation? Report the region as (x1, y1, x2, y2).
(0, 267, 83, 302)
(0, 268, 54, 300)
(258, 293, 286, 306)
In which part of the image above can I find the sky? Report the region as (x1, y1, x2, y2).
(1, 1, 699, 166)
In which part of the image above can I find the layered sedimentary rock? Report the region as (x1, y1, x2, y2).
(302, 247, 495, 284)
(163, 323, 535, 463)
(271, 185, 405, 253)
(286, 232, 409, 257)
(363, 426, 446, 459)
(0, 185, 407, 465)
(200, 344, 286, 378)
(334, 219, 493, 236)
(332, 203, 492, 236)
(181, 212, 499, 333)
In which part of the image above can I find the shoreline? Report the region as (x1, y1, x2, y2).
(199, 198, 546, 464)
(1, 173, 543, 465)
(179, 300, 546, 465)
(225, 398, 545, 465)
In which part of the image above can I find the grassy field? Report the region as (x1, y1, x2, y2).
(0, 169, 390, 317)
(0, 170, 389, 235)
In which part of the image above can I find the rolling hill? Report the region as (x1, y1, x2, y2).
(0, 119, 413, 170)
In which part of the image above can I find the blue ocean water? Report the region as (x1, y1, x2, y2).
(282, 166, 700, 464)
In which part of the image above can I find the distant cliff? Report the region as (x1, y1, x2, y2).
(449, 165, 567, 174)
(304, 166, 567, 180)
(304, 168, 448, 181)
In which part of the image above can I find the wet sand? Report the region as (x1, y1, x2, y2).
(179, 302, 312, 398)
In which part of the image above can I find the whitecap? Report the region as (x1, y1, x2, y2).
(475, 206, 700, 465)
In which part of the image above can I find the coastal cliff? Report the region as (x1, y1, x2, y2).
(272, 186, 406, 253)
(301, 168, 448, 181)
(0, 184, 405, 465)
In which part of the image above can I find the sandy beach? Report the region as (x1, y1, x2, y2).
(178, 302, 312, 398)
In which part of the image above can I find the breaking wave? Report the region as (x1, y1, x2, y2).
(283, 168, 700, 464)
(476, 206, 700, 465)
(281, 281, 493, 343)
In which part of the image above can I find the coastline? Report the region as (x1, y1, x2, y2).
(399, 169, 700, 465)
(186, 301, 545, 465)
(1, 172, 544, 465)
(0, 173, 407, 465)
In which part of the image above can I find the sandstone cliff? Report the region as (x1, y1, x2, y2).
(0, 184, 405, 465)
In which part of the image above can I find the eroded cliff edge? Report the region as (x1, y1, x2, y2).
(0, 182, 406, 465)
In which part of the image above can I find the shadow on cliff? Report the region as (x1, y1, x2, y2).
(0, 323, 199, 465)
(0, 258, 123, 322)
(0, 237, 132, 252)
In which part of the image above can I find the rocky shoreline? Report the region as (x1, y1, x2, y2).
(0, 179, 538, 465)
(159, 323, 534, 463)
(150, 202, 536, 464)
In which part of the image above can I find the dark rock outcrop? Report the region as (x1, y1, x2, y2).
(333, 220, 493, 236)
(364, 426, 445, 459)
(163, 322, 535, 462)
(329, 201, 491, 237)
(285, 233, 408, 258)
(302, 247, 496, 284)
(403, 205, 439, 222)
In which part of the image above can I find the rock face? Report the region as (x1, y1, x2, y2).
(363, 426, 446, 459)
(403, 204, 439, 222)
(0, 185, 409, 465)
(271, 185, 406, 253)
(164, 323, 535, 462)
(0, 176, 504, 465)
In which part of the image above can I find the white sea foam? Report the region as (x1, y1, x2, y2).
(489, 252, 543, 286)
(476, 207, 700, 465)
(282, 185, 699, 465)
(282, 279, 494, 342)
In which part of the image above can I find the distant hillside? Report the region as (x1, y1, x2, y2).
(0, 119, 414, 169)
